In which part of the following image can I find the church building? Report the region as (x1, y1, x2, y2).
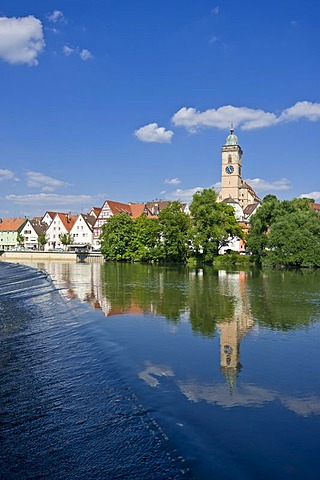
(217, 126, 261, 214)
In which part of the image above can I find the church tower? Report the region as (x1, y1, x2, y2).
(217, 126, 260, 210)
(220, 125, 243, 203)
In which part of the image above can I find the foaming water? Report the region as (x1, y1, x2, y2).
(0, 263, 190, 479)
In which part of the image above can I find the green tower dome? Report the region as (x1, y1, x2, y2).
(225, 124, 238, 146)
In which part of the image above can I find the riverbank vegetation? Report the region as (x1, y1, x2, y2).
(100, 190, 320, 268)
(100, 189, 243, 264)
(247, 195, 320, 268)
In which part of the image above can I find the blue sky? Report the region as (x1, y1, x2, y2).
(0, 0, 319, 217)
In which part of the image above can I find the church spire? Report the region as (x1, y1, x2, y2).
(225, 124, 239, 146)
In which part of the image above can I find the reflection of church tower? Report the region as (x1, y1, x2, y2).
(218, 271, 254, 388)
(220, 319, 242, 388)
(218, 126, 260, 210)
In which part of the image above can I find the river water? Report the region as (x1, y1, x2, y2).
(1, 261, 320, 479)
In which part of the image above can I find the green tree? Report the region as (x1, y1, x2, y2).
(247, 195, 320, 267)
(157, 202, 191, 263)
(246, 194, 280, 256)
(100, 213, 134, 261)
(38, 234, 48, 251)
(17, 233, 25, 249)
(59, 233, 74, 250)
(189, 189, 243, 262)
(131, 215, 161, 262)
(266, 210, 320, 267)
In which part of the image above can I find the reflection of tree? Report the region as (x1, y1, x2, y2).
(188, 268, 234, 337)
(100, 264, 236, 337)
(248, 270, 320, 331)
(100, 263, 189, 321)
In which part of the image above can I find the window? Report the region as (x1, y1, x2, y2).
(228, 154, 232, 164)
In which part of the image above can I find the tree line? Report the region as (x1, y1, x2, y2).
(100, 189, 243, 263)
(247, 195, 320, 267)
(100, 189, 320, 268)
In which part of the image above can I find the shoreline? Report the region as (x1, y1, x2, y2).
(0, 250, 104, 263)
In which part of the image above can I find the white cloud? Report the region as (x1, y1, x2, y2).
(63, 45, 93, 61)
(63, 45, 75, 56)
(209, 35, 218, 43)
(80, 49, 93, 61)
(134, 123, 174, 143)
(246, 178, 292, 192)
(211, 6, 220, 15)
(26, 171, 70, 192)
(0, 16, 45, 66)
(6, 193, 98, 209)
(171, 101, 320, 132)
(279, 101, 320, 122)
(172, 105, 278, 132)
(300, 191, 320, 201)
(47, 10, 66, 24)
(171, 187, 204, 203)
(0, 168, 17, 181)
(48, 27, 59, 34)
(165, 178, 181, 185)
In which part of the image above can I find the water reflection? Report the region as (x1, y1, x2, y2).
(9, 260, 320, 478)
(16, 261, 320, 402)
(217, 271, 254, 388)
(177, 381, 320, 416)
(138, 361, 175, 388)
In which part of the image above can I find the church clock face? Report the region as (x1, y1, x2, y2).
(225, 165, 234, 174)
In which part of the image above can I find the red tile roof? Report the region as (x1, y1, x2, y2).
(45, 211, 67, 219)
(128, 203, 145, 218)
(56, 213, 77, 232)
(103, 200, 146, 218)
(106, 200, 132, 216)
(0, 218, 27, 231)
(311, 203, 320, 211)
(89, 207, 102, 217)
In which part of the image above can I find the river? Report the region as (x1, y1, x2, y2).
(1, 260, 320, 479)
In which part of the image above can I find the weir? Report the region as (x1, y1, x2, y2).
(0, 250, 104, 263)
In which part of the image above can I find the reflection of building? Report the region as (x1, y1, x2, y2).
(217, 271, 254, 388)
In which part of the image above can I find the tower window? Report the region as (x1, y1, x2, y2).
(228, 154, 232, 164)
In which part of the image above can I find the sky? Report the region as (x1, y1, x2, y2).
(0, 0, 319, 218)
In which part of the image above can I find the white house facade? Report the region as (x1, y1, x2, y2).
(69, 214, 95, 250)
(45, 213, 77, 251)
